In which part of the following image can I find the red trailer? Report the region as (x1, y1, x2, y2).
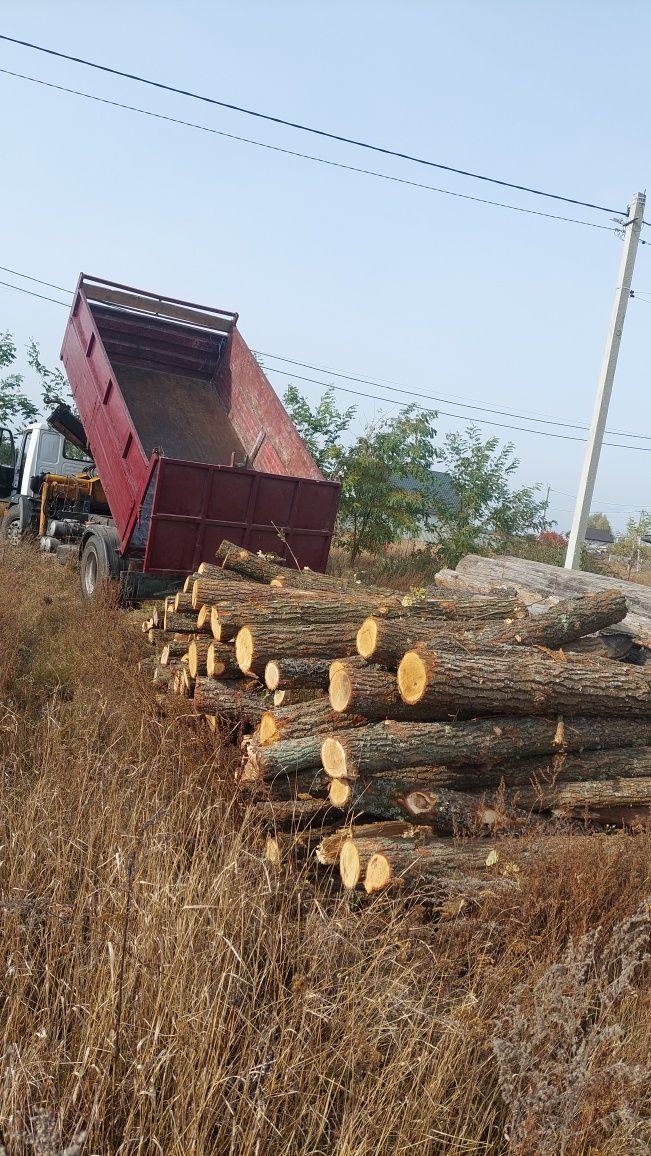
(59, 275, 340, 594)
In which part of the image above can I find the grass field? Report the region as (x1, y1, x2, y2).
(1, 545, 651, 1154)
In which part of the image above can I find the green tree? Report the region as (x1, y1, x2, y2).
(0, 332, 74, 428)
(611, 511, 651, 577)
(430, 425, 549, 567)
(283, 386, 439, 563)
(26, 339, 73, 410)
(338, 406, 438, 563)
(587, 512, 613, 535)
(283, 385, 355, 476)
(0, 332, 40, 428)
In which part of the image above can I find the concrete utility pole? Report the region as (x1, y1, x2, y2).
(565, 191, 646, 570)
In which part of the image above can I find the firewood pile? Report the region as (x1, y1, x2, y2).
(141, 540, 651, 900)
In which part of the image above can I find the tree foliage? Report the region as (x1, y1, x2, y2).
(0, 332, 74, 429)
(429, 425, 549, 567)
(338, 406, 438, 563)
(283, 385, 438, 562)
(611, 511, 651, 576)
(588, 512, 613, 535)
(283, 385, 355, 477)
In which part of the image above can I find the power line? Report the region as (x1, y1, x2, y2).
(0, 278, 70, 307)
(263, 365, 651, 452)
(0, 68, 621, 232)
(0, 264, 70, 294)
(258, 352, 651, 442)
(3, 266, 651, 451)
(0, 34, 627, 218)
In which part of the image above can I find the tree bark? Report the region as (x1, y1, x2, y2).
(320, 715, 651, 779)
(160, 641, 190, 665)
(206, 641, 241, 680)
(249, 797, 336, 829)
(235, 622, 360, 675)
(359, 835, 494, 893)
(258, 697, 366, 746)
(477, 590, 626, 649)
(174, 592, 195, 613)
(193, 677, 265, 725)
(397, 645, 651, 718)
(450, 554, 651, 645)
(273, 687, 323, 707)
(241, 766, 331, 801)
(407, 595, 526, 621)
(244, 733, 339, 781)
(330, 777, 541, 834)
(339, 826, 435, 889)
(264, 657, 332, 691)
(472, 771, 651, 815)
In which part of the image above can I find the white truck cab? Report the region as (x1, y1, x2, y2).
(13, 422, 91, 497)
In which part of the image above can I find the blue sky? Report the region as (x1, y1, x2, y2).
(2, 0, 651, 532)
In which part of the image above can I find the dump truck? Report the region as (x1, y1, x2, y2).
(0, 275, 340, 597)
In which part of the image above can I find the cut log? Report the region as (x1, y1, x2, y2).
(188, 637, 212, 678)
(450, 554, 651, 646)
(174, 592, 194, 613)
(182, 575, 193, 594)
(330, 777, 540, 834)
(471, 769, 651, 815)
(244, 767, 330, 801)
(258, 697, 366, 746)
(316, 820, 420, 866)
(411, 595, 526, 621)
(235, 622, 360, 674)
(193, 677, 265, 725)
(330, 662, 425, 720)
(362, 836, 502, 894)
(397, 645, 651, 718)
(478, 590, 626, 649)
(339, 824, 433, 889)
(215, 538, 393, 595)
(206, 641, 241, 680)
(264, 658, 332, 691)
(197, 604, 212, 630)
(164, 608, 209, 635)
(320, 716, 651, 779)
(356, 616, 476, 667)
(245, 733, 338, 780)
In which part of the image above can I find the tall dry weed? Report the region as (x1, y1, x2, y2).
(0, 545, 651, 1153)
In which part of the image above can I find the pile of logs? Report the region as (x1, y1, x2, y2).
(141, 540, 651, 901)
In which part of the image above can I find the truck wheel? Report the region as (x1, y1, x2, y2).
(80, 534, 117, 599)
(1, 506, 23, 545)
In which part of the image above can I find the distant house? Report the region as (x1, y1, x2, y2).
(563, 526, 614, 554)
(395, 470, 460, 516)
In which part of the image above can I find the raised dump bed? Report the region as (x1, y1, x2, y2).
(61, 275, 340, 576)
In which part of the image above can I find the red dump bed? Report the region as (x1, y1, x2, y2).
(60, 275, 340, 574)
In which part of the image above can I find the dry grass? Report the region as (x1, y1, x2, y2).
(2, 547, 651, 1153)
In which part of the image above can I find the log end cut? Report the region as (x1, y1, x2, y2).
(235, 627, 254, 674)
(356, 617, 378, 660)
(265, 661, 281, 691)
(397, 649, 429, 704)
(321, 736, 347, 777)
(329, 779, 352, 807)
(329, 668, 353, 713)
(340, 839, 363, 889)
(364, 853, 392, 893)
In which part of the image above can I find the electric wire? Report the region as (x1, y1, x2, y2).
(3, 269, 651, 451)
(0, 34, 626, 218)
(0, 68, 622, 232)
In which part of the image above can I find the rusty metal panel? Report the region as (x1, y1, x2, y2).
(142, 459, 340, 575)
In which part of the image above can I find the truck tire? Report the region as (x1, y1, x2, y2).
(1, 506, 24, 545)
(79, 529, 121, 599)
